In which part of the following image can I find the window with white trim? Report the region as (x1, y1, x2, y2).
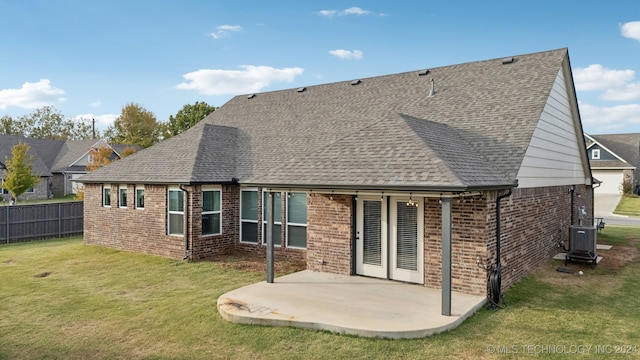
(119, 187, 128, 208)
(103, 186, 111, 207)
(168, 188, 184, 236)
(592, 149, 600, 160)
(262, 191, 282, 246)
(286, 192, 307, 248)
(135, 186, 144, 209)
(202, 187, 222, 236)
(240, 189, 258, 243)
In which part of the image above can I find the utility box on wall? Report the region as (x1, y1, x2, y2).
(566, 225, 598, 266)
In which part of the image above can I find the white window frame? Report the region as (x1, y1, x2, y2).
(167, 187, 184, 236)
(286, 192, 308, 249)
(202, 186, 222, 236)
(103, 185, 111, 207)
(592, 149, 600, 160)
(135, 186, 145, 209)
(262, 191, 282, 246)
(240, 188, 259, 244)
(119, 186, 128, 208)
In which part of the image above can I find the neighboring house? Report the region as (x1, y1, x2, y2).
(0, 134, 56, 201)
(79, 48, 593, 298)
(50, 139, 140, 196)
(585, 133, 639, 194)
(0, 134, 138, 200)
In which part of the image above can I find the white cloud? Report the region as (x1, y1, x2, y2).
(573, 64, 640, 102)
(579, 101, 640, 132)
(0, 79, 66, 110)
(90, 100, 101, 107)
(329, 49, 363, 60)
(210, 24, 242, 39)
(573, 64, 634, 91)
(317, 7, 376, 17)
(176, 65, 304, 95)
(72, 113, 118, 131)
(621, 21, 640, 41)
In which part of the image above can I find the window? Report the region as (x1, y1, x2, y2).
(26, 187, 35, 193)
(136, 187, 145, 209)
(202, 188, 222, 236)
(262, 191, 282, 246)
(103, 186, 111, 207)
(240, 189, 258, 243)
(119, 187, 128, 208)
(592, 149, 601, 160)
(286, 192, 307, 248)
(168, 189, 184, 236)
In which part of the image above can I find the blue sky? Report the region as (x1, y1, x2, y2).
(1, 1, 639, 135)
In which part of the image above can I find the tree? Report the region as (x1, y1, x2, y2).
(0, 106, 94, 140)
(165, 101, 216, 138)
(0, 115, 31, 136)
(3, 142, 40, 204)
(105, 103, 162, 148)
(75, 144, 137, 200)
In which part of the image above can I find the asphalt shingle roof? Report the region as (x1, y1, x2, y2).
(590, 133, 639, 170)
(80, 48, 572, 191)
(0, 134, 55, 177)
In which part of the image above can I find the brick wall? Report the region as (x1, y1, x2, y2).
(424, 196, 489, 296)
(489, 184, 593, 291)
(306, 193, 352, 274)
(84, 183, 307, 262)
(84, 183, 184, 258)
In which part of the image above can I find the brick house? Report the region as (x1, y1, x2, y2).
(79, 48, 593, 298)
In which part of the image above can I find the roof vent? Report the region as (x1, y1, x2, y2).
(502, 57, 515, 64)
(351, 79, 362, 85)
(247, 93, 256, 99)
(297, 87, 306, 93)
(428, 78, 436, 97)
(418, 69, 430, 76)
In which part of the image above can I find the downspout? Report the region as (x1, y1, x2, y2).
(179, 185, 191, 260)
(569, 185, 575, 226)
(489, 188, 512, 309)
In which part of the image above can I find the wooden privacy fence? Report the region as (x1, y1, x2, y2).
(0, 202, 84, 244)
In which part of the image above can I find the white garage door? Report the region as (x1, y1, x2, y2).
(592, 170, 624, 194)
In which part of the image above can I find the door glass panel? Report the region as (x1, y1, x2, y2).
(396, 202, 417, 271)
(363, 200, 382, 266)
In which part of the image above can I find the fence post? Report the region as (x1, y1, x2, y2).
(5, 206, 9, 244)
(58, 202, 62, 238)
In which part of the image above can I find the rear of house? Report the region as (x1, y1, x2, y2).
(80, 48, 593, 296)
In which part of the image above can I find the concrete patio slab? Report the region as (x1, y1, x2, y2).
(217, 270, 487, 339)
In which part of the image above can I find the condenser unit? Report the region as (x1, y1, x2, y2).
(565, 225, 598, 266)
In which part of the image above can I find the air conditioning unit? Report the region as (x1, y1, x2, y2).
(566, 225, 598, 266)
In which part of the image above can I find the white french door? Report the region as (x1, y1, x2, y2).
(356, 197, 387, 278)
(389, 197, 424, 284)
(356, 196, 424, 284)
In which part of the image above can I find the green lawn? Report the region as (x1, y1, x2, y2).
(1, 228, 639, 359)
(0, 194, 79, 207)
(614, 195, 640, 217)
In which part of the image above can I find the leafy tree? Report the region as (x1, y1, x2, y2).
(86, 145, 115, 172)
(165, 101, 216, 138)
(0, 115, 31, 136)
(2, 142, 40, 204)
(105, 103, 162, 148)
(0, 106, 94, 140)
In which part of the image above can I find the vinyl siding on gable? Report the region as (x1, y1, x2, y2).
(516, 68, 589, 188)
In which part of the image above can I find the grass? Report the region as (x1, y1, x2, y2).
(614, 195, 640, 217)
(1, 227, 639, 360)
(0, 194, 79, 207)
